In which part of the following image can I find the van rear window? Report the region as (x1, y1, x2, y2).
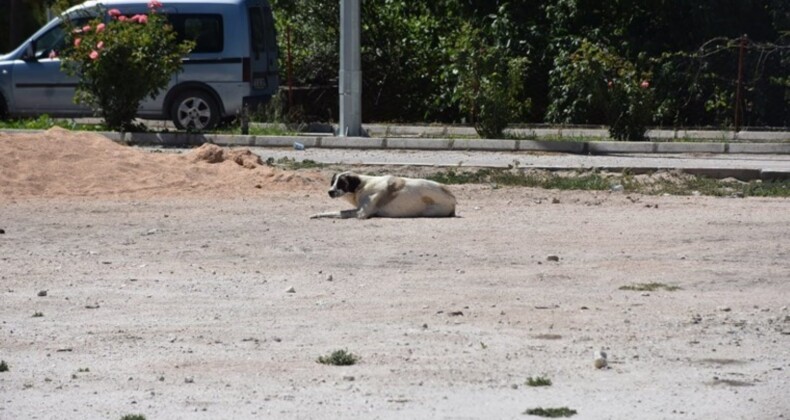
(168, 14, 223, 53)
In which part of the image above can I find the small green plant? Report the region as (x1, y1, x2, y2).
(317, 349, 359, 366)
(526, 376, 552, 387)
(120, 415, 146, 420)
(619, 282, 681, 292)
(0, 360, 9, 372)
(32, 312, 44, 317)
(266, 157, 325, 170)
(59, 1, 194, 131)
(524, 407, 577, 417)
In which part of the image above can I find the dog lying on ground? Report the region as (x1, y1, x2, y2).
(310, 171, 457, 219)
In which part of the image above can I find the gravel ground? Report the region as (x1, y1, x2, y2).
(1, 184, 789, 419)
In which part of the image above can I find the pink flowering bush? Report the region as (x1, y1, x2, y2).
(60, 1, 193, 130)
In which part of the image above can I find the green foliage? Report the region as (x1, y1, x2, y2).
(317, 349, 358, 366)
(59, 2, 193, 131)
(452, 21, 531, 138)
(526, 376, 553, 387)
(120, 415, 146, 420)
(265, 0, 787, 128)
(547, 39, 654, 141)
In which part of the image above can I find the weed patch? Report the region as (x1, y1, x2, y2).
(619, 282, 681, 292)
(317, 349, 359, 366)
(524, 407, 577, 417)
(526, 376, 553, 387)
(427, 168, 790, 197)
(265, 157, 325, 170)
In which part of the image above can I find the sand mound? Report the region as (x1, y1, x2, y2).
(0, 127, 320, 199)
(189, 143, 263, 169)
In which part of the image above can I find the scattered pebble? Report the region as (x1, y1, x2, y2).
(0, 228, 5, 234)
(184, 377, 194, 384)
(546, 255, 560, 262)
(718, 306, 732, 312)
(37, 290, 48, 297)
(285, 286, 296, 293)
(343, 375, 355, 382)
(611, 184, 624, 192)
(326, 274, 333, 282)
(552, 198, 560, 204)
(594, 350, 608, 369)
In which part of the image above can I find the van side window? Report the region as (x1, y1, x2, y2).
(168, 14, 223, 53)
(32, 18, 91, 59)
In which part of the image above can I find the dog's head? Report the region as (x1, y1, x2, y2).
(328, 172, 362, 198)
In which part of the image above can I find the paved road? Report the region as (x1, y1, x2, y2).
(247, 146, 790, 179)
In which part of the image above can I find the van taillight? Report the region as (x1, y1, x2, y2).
(242, 58, 250, 82)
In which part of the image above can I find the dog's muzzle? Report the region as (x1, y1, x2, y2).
(328, 189, 343, 198)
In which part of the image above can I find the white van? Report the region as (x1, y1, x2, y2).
(0, 0, 279, 130)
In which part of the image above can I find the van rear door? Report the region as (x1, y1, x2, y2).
(246, 2, 278, 97)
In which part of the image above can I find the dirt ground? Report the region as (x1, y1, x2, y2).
(1, 129, 789, 419)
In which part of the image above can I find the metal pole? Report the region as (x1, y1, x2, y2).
(734, 34, 747, 132)
(339, 0, 361, 137)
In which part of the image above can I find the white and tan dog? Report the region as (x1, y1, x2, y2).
(310, 171, 456, 219)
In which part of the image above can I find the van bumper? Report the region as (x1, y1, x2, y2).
(242, 94, 273, 111)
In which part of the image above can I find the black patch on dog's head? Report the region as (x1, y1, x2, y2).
(342, 174, 361, 192)
(329, 172, 362, 198)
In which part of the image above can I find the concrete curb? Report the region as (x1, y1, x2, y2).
(69, 131, 790, 155)
(4, 128, 789, 154)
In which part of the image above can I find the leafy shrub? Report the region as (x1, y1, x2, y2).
(547, 39, 654, 141)
(452, 22, 530, 139)
(59, 1, 193, 131)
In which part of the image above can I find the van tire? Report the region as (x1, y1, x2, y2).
(171, 90, 220, 131)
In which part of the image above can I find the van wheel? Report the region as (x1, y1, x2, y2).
(171, 90, 219, 131)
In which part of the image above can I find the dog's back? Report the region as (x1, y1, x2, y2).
(374, 176, 456, 218)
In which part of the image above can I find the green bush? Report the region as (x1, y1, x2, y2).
(548, 39, 654, 141)
(59, 1, 193, 131)
(453, 22, 530, 139)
